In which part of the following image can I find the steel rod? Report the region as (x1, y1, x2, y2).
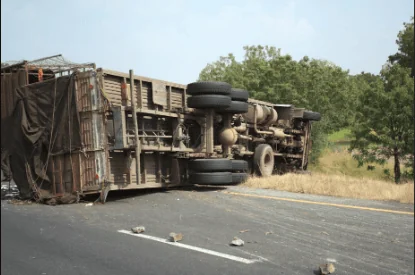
(206, 109, 215, 156)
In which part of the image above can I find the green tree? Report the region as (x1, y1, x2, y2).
(350, 64, 414, 183)
(198, 45, 358, 163)
(388, 16, 414, 77)
(199, 53, 245, 89)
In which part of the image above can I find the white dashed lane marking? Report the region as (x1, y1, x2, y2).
(117, 229, 264, 264)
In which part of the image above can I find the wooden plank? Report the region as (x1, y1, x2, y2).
(99, 68, 187, 89)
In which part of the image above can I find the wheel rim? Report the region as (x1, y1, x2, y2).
(264, 154, 272, 168)
(262, 151, 274, 176)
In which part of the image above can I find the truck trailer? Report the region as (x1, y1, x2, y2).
(0, 55, 321, 204)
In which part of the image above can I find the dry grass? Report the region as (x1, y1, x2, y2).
(309, 148, 408, 182)
(242, 173, 414, 204)
(242, 134, 414, 204)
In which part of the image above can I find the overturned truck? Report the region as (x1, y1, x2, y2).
(0, 55, 321, 204)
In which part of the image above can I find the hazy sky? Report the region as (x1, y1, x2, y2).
(1, 0, 413, 84)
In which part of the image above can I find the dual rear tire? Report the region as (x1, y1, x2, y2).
(188, 158, 248, 185)
(186, 82, 249, 114)
(186, 82, 275, 182)
(218, 88, 249, 114)
(187, 82, 232, 110)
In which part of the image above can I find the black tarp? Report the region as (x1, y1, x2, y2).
(3, 74, 82, 200)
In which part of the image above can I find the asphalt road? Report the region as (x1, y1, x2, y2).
(1, 185, 414, 275)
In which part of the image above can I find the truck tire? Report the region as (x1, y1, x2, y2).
(254, 144, 274, 177)
(231, 160, 249, 172)
(187, 81, 232, 96)
(217, 101, 248, 114)
(187, 95, 231, 109)
(303, 111, 321, 121)
(189, 172, 233, 185)
(229, 88, 249, 102)
(232, 173, 248, 184)
(188, 158, 232, 172)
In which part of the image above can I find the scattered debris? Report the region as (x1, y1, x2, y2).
(85, 203, 93, 207)
(8, 199, 32, 205)
(239, 229, 250, 233)
(265, 231, 273, 235)
(131, 226, 145, 234)
(321, 231, 330, 236)
(169, 232, 183, 242)
(319, 263, 336, 274)
(230, 237, 244, 246)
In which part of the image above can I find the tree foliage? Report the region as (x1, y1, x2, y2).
(388, 16, 414, 77)
(349, 16, 415, 183)
(197, 17, 414, 181)
(199, 45, 359, 162)
(349, 64, 414, 183)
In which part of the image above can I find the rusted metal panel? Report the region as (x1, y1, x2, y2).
(128, 153, 158, 186)
(50, 148, 107, 196)
(171, 87, 184, 109)
(102, 75, 123, 106)
(51, 153, 81, 195)
(79, 151, 99, 191)
(143, 153, 157, 183)
(109, 151, 166, 189)
(79, 112, 95, 150)
(152, 82, 167, 107)
(76, 71, 105, 112)
(78, 112, 106, 150)
(98, 68, 187, 112)
(109, 152, 170, 190)
(74, 71, 108, 193)
(139, 81, 153, 110)
(112, 106, 127, 149)
(109, 152, 130, 186)
(98, 68, 186, 90)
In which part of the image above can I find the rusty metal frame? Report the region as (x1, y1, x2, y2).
(2, 54, 95, 74)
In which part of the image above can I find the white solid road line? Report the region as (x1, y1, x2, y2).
(117, 229, 263, 264)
